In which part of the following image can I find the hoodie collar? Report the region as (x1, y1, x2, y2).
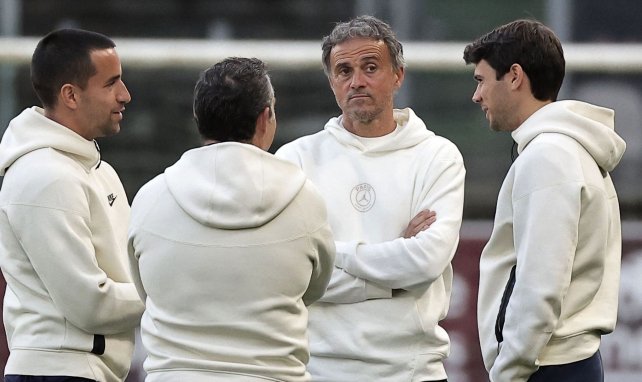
(164, 142, 306, 229)
(324, 108, 434, 153)
(0, 107, 101, 175)
(512, 100, 626, 172)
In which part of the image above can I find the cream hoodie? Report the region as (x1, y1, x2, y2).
(128, 142, 335, 382)
(276, 108, 465, 382)
(0, 107, 144, 381)
(478, 100, 626, 382)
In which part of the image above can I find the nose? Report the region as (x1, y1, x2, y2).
(350, 69, 366, 89)
(472, 86, 481, 104)
(118, 81, 132, 104)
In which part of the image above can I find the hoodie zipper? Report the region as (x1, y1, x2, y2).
(93, 140, 102, 169)
(495, 264, 516, 353)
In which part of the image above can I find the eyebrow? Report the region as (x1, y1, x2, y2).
(104, 74, 121, 86)
(360, 54, 379, 61)
(334, 53, 380, 67)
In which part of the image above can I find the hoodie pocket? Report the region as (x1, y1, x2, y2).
(495, 264, 516, 349)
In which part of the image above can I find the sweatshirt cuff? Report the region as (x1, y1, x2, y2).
(366, 281, 392, 299)
(334, 240, 358, 270)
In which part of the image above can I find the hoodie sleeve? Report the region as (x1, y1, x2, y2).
(128, 235, 148, 304)
(277, 143, 392, 303)
(301, 219, 335, 305)
(317, 267, 392, 303)
(298, 180, 337, 305)
(126, 177, 167, 304)
(334, 145, 465, 290)
(294, 179, 384, 306)
(489, 142, 583, 382)
(5, 170, 144, 335)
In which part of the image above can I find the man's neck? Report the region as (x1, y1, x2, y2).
(513, 99, 553, 131)
(343, 113, 397, 138)
(44, 107, 91, 141)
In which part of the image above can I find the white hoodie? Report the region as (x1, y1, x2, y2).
(276, 108, 465, 381)
(478, 100, 626, 382)
(128, 142, 335, 382)
(0, 107, 144, 381)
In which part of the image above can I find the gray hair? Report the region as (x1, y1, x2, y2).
(321, 15, 405, 77)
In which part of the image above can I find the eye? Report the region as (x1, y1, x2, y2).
(105, 78, 119, 88)
(333, 66, 352, 79)
(365, 64, 377, 73)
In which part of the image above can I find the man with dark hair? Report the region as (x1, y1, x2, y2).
(0, 29, 144, 381)
(276, 15, 465, 382)
(464, 19, 626, 382)
(128, 57, 335, 381)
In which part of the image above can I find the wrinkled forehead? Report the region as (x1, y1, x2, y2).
(330, 38, 388, 66)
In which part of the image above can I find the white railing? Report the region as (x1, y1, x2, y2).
(2, 37, 642, 72)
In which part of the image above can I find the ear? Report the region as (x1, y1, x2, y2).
(59, 83, 79, 110)
(394, 66, 405, 89)
(327, 75, 338, 95)
(508, 63, 525, 90)
(251, 106, 271, 149)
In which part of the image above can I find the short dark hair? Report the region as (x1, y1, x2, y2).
(463, 19, 565, 101)
(31, 29, 116, 108)
(322, 15, 405, 77)
(193, 57, 273, 143)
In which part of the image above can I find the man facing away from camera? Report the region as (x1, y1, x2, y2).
(276, 15, 465, 382)
(464, 19, 626, 382)
(0, 29, 144, 382)
(128, 57, 335, 382)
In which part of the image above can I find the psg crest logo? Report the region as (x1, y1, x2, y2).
(350, 183, 376, 212)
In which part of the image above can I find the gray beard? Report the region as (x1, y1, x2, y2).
(349, 107, 383, 124)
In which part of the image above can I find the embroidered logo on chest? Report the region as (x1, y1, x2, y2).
(350, 183, 376, 212)
(107, 193, 117, 207)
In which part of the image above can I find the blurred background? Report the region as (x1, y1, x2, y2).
(0, 0, 640, 381)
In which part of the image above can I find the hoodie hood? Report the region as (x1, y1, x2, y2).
(0, 107, 100, 175)
(324, 108, 434, 153)
(164, 142, 306, 229)
(512, 100, 626, 172)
